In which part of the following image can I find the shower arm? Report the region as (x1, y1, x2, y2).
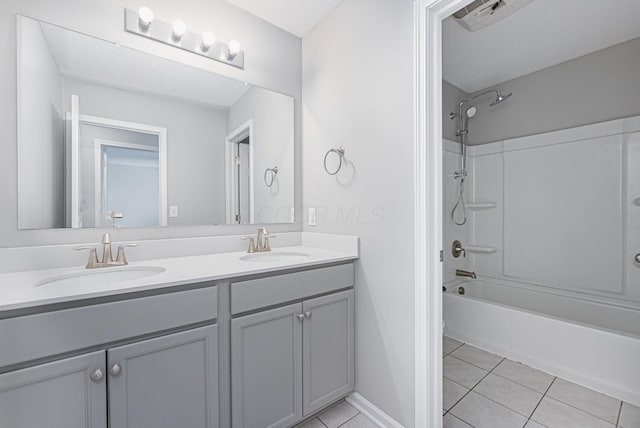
(456, 89, 500, 127)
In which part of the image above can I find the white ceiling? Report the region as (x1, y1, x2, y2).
(223, 0, 344, 37)
(443, 0, 640, 93)
(41, 21, 250, 109)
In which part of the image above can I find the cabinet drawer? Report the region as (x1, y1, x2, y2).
(231, 263, 354, 315)
(0, 286, 217, 369)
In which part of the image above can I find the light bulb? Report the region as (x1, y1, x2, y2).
(138, 6, 154, 29)
(172, 20, 186, 41)
(228, 40, 241, 59)
(201, 31, 216, 51)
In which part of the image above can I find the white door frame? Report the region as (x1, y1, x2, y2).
(93, 138, 162, 227)
(414, 0, 472, 427)
(66, 112, 168, 227)
(224, 120, 254, 224)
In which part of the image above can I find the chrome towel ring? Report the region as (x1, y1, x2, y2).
(264, 166, 278, 187)
(324, 147, 345, 175)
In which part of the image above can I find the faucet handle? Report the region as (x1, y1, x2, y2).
(115, 243, 138, 265)
(73, 246, 99, 269)
(264, 235, 277, 251)
(241, 236, 256, 253)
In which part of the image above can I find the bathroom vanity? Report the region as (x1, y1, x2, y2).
(0, 241, 357, 428)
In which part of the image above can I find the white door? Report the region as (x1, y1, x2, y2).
(98, 144, 160, 228)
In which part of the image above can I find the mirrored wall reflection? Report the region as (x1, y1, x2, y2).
(17, 15, 294, 230)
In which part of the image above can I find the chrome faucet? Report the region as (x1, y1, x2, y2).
(242, 227, 276, 253)
(74, 233, 138, 269)
(456, 269, 477, 279)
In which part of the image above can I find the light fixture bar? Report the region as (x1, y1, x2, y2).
(124, 8, 244, 69)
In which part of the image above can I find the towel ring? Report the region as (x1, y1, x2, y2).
(324, 147, 345, 175)
(264, 166, 278, 187)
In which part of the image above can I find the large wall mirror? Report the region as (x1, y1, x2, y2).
(17, 15, 295, 230)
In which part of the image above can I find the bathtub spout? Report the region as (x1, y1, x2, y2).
(456, 269, 477, 279)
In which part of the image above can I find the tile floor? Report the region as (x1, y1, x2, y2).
(295, 400, 378, 428)
(443, 336, 640, 428)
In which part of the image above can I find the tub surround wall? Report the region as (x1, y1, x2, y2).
(445, 116, 640, 306)
(442, 139, 472, 283)
(0, 0, 302, 247)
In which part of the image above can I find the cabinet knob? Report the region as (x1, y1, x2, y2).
(109, 363, 122, 377)
(296, 313, 306, 321)
(635, 253, 640, 263)
(90, 368, 104, 382)
(304, 311, 312, 320)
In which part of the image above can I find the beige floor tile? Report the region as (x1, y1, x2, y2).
(493, 359, 554, 393)
(318, 401, 359, 428)
(451, 344, 503, 371)
(546, 378, 620, 423)
(531, 397, 614, 428)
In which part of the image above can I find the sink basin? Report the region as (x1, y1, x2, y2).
(35, 266, 166, 288)
(239, 251, 310, 262)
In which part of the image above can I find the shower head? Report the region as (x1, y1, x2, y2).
(465, 106, 477, 118)
(489, 91, 512, 106)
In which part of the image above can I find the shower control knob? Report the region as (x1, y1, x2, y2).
(635, 253, 640, 264)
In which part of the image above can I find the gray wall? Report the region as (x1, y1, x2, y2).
(65, 78, 228, 227)
(18, 17, 65, 229)
(302, 0, 415, 425)
(442, 80, 469, 142)
(465, 37, 640, 145)
(0, 0, 302, 247)
(228, 87, 295, 224)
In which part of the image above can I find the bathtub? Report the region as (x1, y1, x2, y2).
(443, 279, 640, 406)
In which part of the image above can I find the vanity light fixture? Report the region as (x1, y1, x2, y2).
(124, 8, 244, 69)
(137, 6, 154, 30)
(201, 31, 216, 52)
(171, 20, 186, 42)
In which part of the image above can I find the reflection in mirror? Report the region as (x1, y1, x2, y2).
(17, 16, 294, 230)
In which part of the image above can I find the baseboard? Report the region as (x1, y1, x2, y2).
(345, 392, 404, 428)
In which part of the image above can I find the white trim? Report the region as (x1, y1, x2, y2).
(414, 0, 474, 427)
(65, 112, 168, 227)
(70, 95, 80, 228)
(225, 120, 254, 224)
(345, 393, 403, 428)
(16, 16, 23, 228)
(94, 139, 159, 153)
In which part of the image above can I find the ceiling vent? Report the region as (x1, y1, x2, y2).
(453, 0, 534, 31)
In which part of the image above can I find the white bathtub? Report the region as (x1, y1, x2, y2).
(443, 279, 640, 406)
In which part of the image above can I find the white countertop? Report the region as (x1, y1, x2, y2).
(0, 245, 358, 313)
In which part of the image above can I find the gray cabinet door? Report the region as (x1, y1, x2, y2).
(302, 290, 355, 416)
(108, 324, 218, 428)
(231, 303, 303, 428)
(0, 351, 106, 428)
